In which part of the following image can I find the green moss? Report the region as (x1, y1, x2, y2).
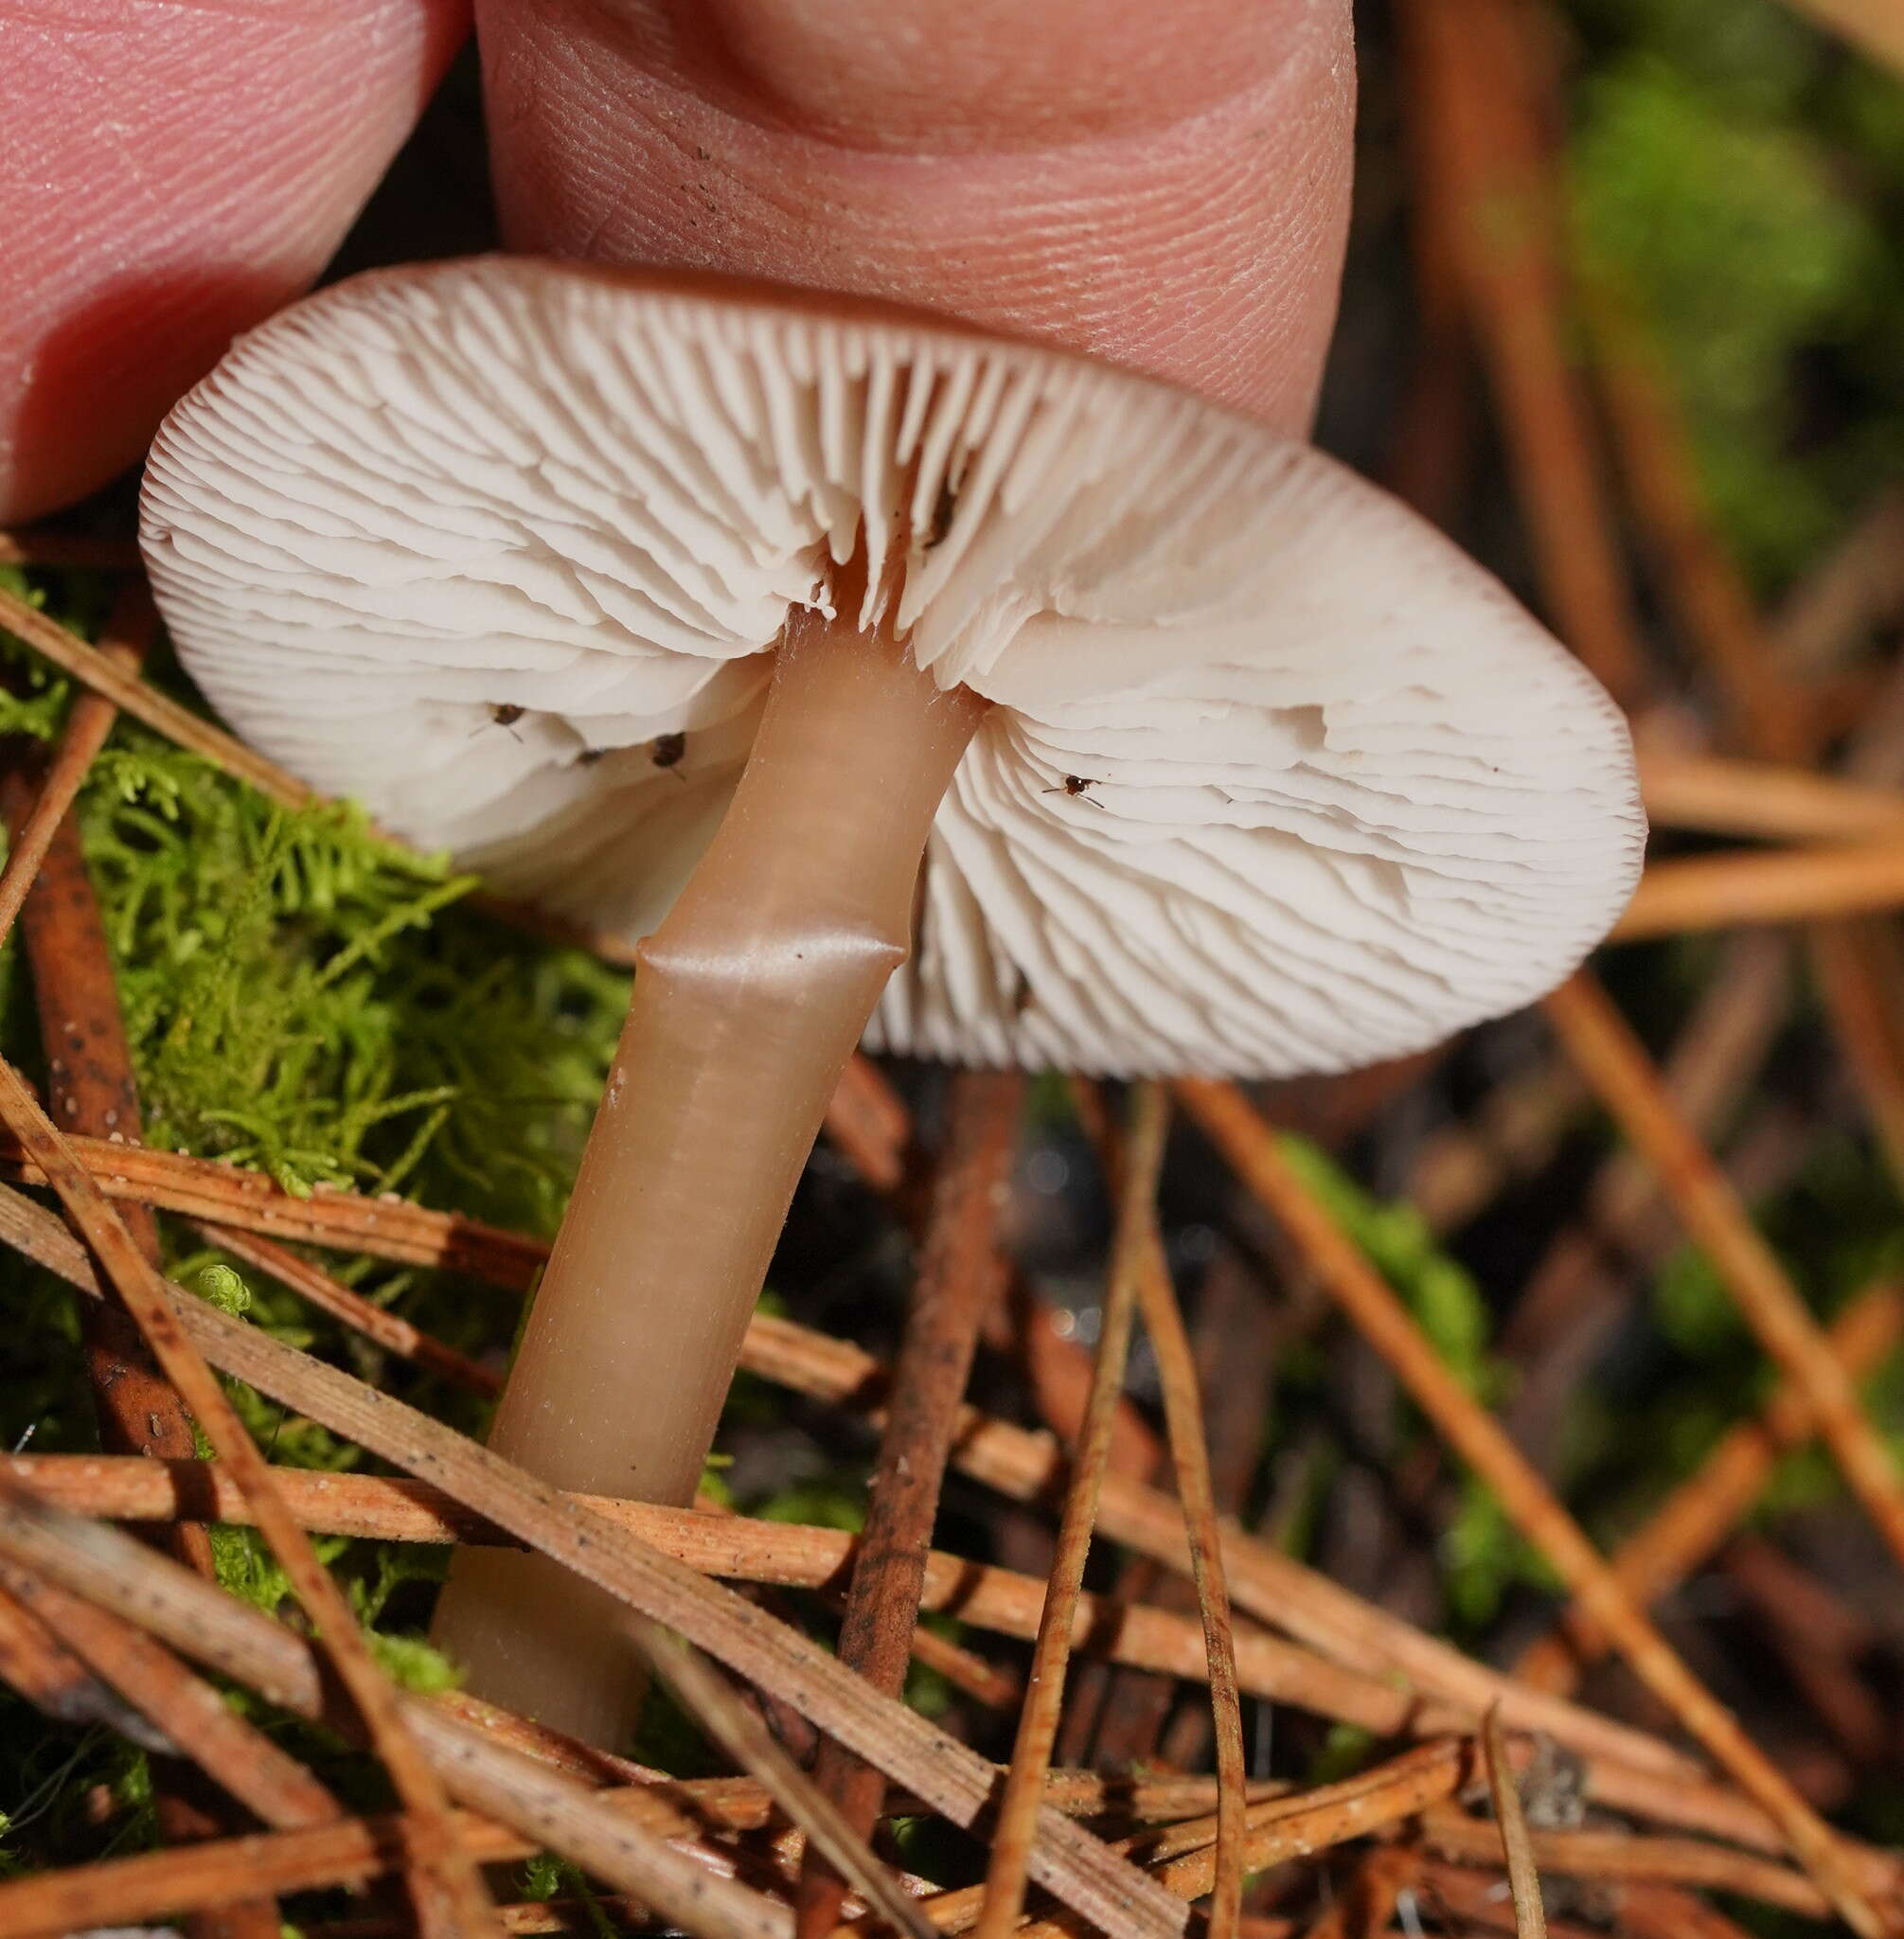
(1, 564, 634, 1864)
(1570, 56, 1877, 583)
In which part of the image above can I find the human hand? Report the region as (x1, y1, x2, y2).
(1, 0, 1351, 525)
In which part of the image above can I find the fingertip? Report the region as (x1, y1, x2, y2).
(0, 0, 470, 525)
(480, 0, 1353, 432)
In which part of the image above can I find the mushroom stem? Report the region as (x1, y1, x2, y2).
(432, 604, 988, 1742)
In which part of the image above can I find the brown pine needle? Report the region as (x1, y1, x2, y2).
(190, 1219, 501, 1396)
(632, 1619, 936, 1939)
(1613, 841, 1904, 939)
(1396, 0, 1649, 709)
(1515, 1282, 1904, 1694)
(0, 1580, 169, 1744)
(0, 1502, 795, 1939)
(0, 1178, 1189, 1939)
(1064, 1077, 1247, 1921)
(974, 1079, 1173, 1939)
(798, 1069, 1022, 1939)
(0, 1451, 1478, 1741)
(0, 1145, 1762, 1806)
(927, 1743, 1472, 1937)
(0, 580, 313, 809)
(1543, 972, 1904, 1578)
(0, 581, 155, 952)
(1172, 1076, 1886, 1939)
(1130, 1227, 1248, 1939)
(731, 1319, 1725, 1796)
(0, 1058, 499, 1939)
(0, 1556, 344, 1831)
(1481, 1710, 1547, 1939)
(1639, 752, 1904, 845)
(1421, 1806, 1830, 1919)
(3, 585, 222, 1588)
(0, 1162, 1876, 1875)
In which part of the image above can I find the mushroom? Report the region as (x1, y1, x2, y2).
(140, 256, 1644, 1743)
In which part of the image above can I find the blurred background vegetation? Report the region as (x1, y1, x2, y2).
(4, 0, 1903, 1923)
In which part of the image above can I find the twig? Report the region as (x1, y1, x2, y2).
(1612, 841, 1904, 938)
(633, 1620, 936, 1939)
(1481, 1710, 1547, 1939)
(1172, 1076, 1886, 1939)
(0, 1178, 1192, 1939)
(1515, 1282, 1903, 1693)
(0, 1555, 344, 1829)
(0, 1058, 499, 1939)
(1542, 972, 1904, 1575)
(973, 1081, 1173, 1939)
(797, 1070, 1022, 1939)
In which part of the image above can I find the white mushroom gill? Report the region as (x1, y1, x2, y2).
(143, 257, 1643, 1081)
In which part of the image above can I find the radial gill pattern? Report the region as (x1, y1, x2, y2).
(142, 256, 1643, 1076)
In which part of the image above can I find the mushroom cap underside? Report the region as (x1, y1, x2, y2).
(141, 255, 1644, 1078)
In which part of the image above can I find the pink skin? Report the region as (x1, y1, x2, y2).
(3, 0, 1351, 524)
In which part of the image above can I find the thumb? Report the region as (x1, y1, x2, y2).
(478, 0, 1354, 435)
(0, 0, 467, 525)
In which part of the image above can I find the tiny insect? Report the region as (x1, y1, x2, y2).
(1045, 774, 1101, 799)
(650, 731, 687, 773)
(472, 701, 526, 741)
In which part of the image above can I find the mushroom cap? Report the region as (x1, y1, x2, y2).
(141, 256, 1643, 1078)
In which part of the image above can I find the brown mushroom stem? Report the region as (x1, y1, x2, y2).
(432, 603, 988, 1743)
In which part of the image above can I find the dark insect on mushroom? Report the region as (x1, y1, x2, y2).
(489, 703, 525, 726)
(924, 472, 958, 552)
(1044, 774, 1102, 800)
(650, 731, 687, 771)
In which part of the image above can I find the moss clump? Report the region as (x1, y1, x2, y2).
(1, 567, 633, 1857)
